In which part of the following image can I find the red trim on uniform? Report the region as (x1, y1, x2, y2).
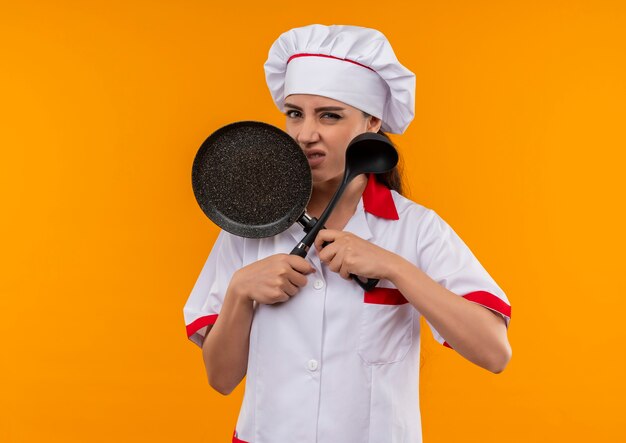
(185, 314, 218, 338)
(287, 53, 376, 72)
(232, 430, 248, 443)
(363, 174, 399, 220)
(443, 341, 452, 348)
(364, 287, 408, 305)
(462, 291, 511, 319)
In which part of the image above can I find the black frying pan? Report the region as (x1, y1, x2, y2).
(192, 121, 397, 290)
(192, 121, 311, 238)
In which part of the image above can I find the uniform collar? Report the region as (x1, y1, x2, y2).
(362, 173, 399, 220)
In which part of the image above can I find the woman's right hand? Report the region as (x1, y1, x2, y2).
(229, 254, 316, 305)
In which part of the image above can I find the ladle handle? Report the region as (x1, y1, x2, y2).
(290, 243, 310, 258)
(351, 275, 379, 291)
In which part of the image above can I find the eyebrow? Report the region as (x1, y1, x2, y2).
(284, 103, 345, 112)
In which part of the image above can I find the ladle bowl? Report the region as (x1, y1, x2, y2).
(343, 133, 399, 183)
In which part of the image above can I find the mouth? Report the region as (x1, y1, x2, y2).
(306, 153, 325, 159)
(305, 151, 326, 167)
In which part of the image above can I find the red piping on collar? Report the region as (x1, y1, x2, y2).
(287, 53, 376, 72)
(362, 174, 399, 220)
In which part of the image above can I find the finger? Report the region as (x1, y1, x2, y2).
(261, 287, 289, 304)
(282, 280, 299, 297)
(327, 249, 345, 273)
(269, 290, 290, 304)
(314, 229, 340, 251)
(287, 269, 309, 288)
(338, 261, 352, 280)
(318, 241, 339, 264)
(285, 255, 316, 274)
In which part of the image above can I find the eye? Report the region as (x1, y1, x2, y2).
(285, 110, 302, 118)
(321, 112, 342, 120)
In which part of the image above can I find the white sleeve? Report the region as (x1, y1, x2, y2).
(183, 230, 244, 348)
(417, 210, 511, 347)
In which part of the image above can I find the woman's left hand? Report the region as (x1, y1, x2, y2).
(314, 229, 399, 280)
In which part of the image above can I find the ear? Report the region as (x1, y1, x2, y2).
(366, 115, 383, 133)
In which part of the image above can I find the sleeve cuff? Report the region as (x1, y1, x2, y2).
(462, 290, 511, 325)
(442, 290, 511, 349)
(185, 314, 219, 347)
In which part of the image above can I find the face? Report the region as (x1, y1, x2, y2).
(284, 94, 382, 186)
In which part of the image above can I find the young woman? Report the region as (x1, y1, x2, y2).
(184, 24, 512, 443)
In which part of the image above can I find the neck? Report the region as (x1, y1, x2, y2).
(307, 174, 368, 230)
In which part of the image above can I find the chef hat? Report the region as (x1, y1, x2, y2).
(264, 24, 416, 134)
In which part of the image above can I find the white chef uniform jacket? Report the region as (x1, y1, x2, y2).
(184, 174, 512, 443)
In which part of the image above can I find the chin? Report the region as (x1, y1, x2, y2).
(311, 172, 343, 187)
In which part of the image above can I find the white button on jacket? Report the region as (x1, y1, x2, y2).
(307, 359, 319, 371)
(184, 175, 512, 443)
(313, 279, 324, 290)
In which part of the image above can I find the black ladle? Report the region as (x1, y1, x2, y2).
(290, 132, 399, 291)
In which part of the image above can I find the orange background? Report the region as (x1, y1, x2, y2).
(1, 1, 625, 442)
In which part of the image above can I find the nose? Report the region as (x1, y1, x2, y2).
(295, 117, 321, 146)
